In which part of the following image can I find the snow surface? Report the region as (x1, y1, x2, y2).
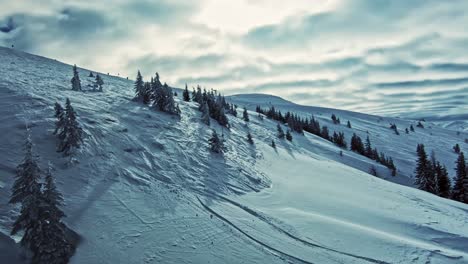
(0, 47, 468, 263)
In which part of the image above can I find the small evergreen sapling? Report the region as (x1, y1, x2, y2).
(183, 84, 190, 102)
(286, 130, 293, 141)
(247, 132, 254, 145)
(243, 107, 250, 122)
(209, 130, 226, 153)
(70, 65, 82, 91)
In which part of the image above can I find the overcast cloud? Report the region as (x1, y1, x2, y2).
(1, 0, 467, 117)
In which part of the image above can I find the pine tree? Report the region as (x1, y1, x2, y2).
(70, 65, 81, 91)
(201, 101, 210, 125)
(209, 130, 225, 153)
(53, 102, 65, 135)
(34, 164, 73, 264)
(452, 152, 467, 203)
(277, 124, 285, 139)
(347, 120, 352, 128)
(57, 98, 83, 156)
(365, 135, 373, 158)
(410, 125, 415, 132)
(10, 135, 42, 205)
(247, 132, 254, 144)
(286, 130, 293, 141)
(134, 71, 144, 101)
(321, 126, 329, 140)
(271, 140, 276, 149)
(243, 107, 250, 122)
(10, 136, 44, 253)
(414, 144, 436, 194)
(369, 166, 378, 177)
(95, 74, 104, 92)
(435, 162, 451, 198)
(183, 84, 190, 102)
(453, 144, 461, 154)
(88, 71, 94, 78)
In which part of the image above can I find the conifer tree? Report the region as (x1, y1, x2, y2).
(10, 135, 41, 205)
(271, 140, 276, 149)
(321, 126, 329, 140)
(53, 103, 65, 135)
(277, 124, 285, 139)
(453, 144, 461, 154)
(201, 101, 210, 125)
(88, 71, 94, 78)
(247, 132, 254, 144)
(10, 136, 44, 254)
(347, 120, 352, 128)
(414, 144, 436, 194)
(286, 130, 293, 141)
(243, 107, 250, 122)
(434, 162, 451, 198)
(365, 136, 373, 158)
(410, 125, 415, 132)
(209, 130, 225, 153)
(134, 70, 144, 101)
(183, 84, 190, 102)
(452, 152, 467, 203)
(70, 65, 82, 91)
(57, 98, 83, 156)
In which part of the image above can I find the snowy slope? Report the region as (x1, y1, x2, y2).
(1, 47, 468, 264)
(229, 93, 468, 186)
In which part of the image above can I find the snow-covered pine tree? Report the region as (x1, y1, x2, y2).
(414, 144, 436, 194)
(209, 130, 225, 153)
(321, 126, 329, 140)
(35, 164, 73, 264)
(453, 144, 461, 154)
(247, 132, 254, 144)
(201, 101, 210, 125)
(434, 162, 451, 198)
(158, 83, 180, 116)
(277, 124, 285, 139)
(57, 98, 83, 156)
(183, 84, 190, 102)
(95, 74, 104, 92)
(452, 152, 467, 203)
(134, 70, 144, 101)
(365, 135, 373, 158)
(243, 107, 249, 122)
(142, 82, 152, 105)
(10, 135, 41, 205)
(10, 135, 44, 252)
(286, 130, 293, 141)
(70, 65, 82, 91)
(53, 102, 65, 136)
(217, 106, 229, 127)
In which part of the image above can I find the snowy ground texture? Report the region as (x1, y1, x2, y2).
(0, 46, 467, 263)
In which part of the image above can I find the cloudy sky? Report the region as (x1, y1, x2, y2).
(1, 0, 467, 117)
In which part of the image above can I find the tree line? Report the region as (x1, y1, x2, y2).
(415, 144, 467, 203)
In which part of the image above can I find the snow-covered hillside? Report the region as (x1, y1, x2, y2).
(229, 93, 468, 186)
(1, 47, 468, 264)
